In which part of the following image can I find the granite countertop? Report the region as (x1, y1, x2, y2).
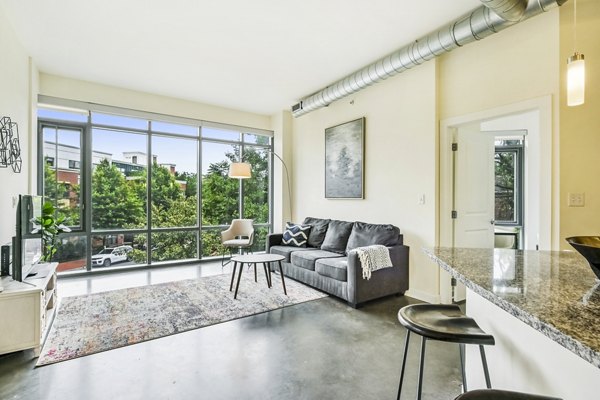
(423, 247, 600, 368)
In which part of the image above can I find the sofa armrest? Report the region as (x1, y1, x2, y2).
(346, 244, 410, 306)
(266, 233, 283, 253)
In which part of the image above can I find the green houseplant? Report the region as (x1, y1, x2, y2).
(31, 201, 71, 262)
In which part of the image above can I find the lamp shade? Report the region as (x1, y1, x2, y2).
(228, 162, 252, 179)
(567, 53, 585, 107)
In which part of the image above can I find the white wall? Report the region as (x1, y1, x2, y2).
(292, 62, 439, 302)
(271, 110, 293, 232)
(39, 73, 271, 131)
(0, 9, 38, 244)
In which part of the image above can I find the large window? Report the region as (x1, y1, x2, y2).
(38, 102, 273, 273)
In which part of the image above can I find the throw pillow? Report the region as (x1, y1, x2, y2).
(320, 220, 354, 254)
(346, 222, 400, 252)
(302, 217, 331, 248)
(282, 222, 312, 247)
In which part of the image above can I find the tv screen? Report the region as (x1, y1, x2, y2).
(13, 195, 44, 280)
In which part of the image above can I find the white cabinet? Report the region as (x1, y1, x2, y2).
(0, 262, 58, 357)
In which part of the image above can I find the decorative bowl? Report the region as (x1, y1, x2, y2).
(566, 236, 600, 279)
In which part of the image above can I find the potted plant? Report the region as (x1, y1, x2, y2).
(31, 201, 71, 262)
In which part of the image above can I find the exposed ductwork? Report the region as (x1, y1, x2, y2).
(291, 0, 567, 117)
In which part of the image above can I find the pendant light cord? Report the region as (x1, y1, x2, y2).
(573, 0, 577, 54)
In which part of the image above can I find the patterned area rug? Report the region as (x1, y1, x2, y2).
(37, 272, 327, 366)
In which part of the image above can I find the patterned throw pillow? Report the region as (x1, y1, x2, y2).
(282, 222, 312, 247)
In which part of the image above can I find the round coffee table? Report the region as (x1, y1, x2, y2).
(229, 254, 287, 299)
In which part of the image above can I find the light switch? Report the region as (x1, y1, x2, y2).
(419, 194, 426, 205)
(568, 192, 585, 207)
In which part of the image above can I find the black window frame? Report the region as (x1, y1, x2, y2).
(494, 143, 524, 227)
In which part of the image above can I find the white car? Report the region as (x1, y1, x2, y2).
(91, 246, 132, 267)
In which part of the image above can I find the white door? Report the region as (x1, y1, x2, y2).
(451, 123, 496, 301)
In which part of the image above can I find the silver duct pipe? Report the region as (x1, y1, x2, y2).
(292, 0, 567, 117)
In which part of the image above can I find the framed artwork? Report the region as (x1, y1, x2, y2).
(325, 117, 364, 199)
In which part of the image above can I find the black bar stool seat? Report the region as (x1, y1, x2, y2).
(396, 304, 495, 400)
(455, 389, 562, 400)
(399, 304, 495, 345)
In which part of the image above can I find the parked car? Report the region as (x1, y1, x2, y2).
(91, 245, 133, 267)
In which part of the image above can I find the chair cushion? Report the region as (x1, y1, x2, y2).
(315, 257, 348, 281)
(302, 217, 331, 248)
(269, 246, 314, 263)
(282, 222, 311, 247)
(346, 221, 400, 252)
(291, 250, 342, 271)
(321, 220, 354, 254)
(223, 239, 252, 247)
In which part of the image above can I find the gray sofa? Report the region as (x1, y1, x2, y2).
(266, 217, 409, 308)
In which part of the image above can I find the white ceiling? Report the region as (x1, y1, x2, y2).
(1, 0, 481, 115)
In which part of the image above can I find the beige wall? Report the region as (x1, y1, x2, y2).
(439, 9, 560, 249)
(39, 73, 271, 131)
(292, 63, 439, 302)
(438, 10, 560, 120)
(0, 10, 38, 244)
(559, 0, 600, 248)
(291, 9, 561, 301)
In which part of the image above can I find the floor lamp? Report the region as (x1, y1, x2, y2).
(228, 150, 293, 224)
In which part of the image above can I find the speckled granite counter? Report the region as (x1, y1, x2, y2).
(424, 247, 600, 369)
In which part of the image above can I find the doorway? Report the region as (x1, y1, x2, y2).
(439, 96, 553, 303)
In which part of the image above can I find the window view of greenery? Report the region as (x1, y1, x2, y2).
(40, 109, 272, 272)
(42, 126, 82, 227)
(494, 140, 522, 224)
(92, 128, 147, 230)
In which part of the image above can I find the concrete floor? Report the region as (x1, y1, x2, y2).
(0, 262, 462, 400)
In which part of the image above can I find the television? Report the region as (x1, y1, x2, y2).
(12, 195, 44, 281)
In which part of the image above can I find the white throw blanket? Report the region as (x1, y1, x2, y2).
(351, 245, 393, 280)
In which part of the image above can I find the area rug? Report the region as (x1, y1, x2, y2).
(37, 272, 327, 366)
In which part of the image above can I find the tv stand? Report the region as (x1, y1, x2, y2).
(0, 262, 58, 357)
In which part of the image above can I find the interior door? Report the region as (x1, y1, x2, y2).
(451, 123, 496, 301)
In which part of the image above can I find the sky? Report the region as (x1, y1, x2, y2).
(39, 109, 265, 175)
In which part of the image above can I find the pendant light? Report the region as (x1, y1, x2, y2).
(567, 0, 585, 107)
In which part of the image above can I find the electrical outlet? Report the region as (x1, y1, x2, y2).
(568, 192, 585, 207)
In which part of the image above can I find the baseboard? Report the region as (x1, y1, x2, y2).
(405, 288, 440, 304)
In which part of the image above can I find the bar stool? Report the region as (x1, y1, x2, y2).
(455, 389, 562, 400)
(396, 304, 495, 400)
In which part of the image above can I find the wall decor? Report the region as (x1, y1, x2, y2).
(0, 117, 22, 173)
(325, 117, 364, 199)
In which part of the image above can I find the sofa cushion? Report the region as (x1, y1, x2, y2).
(282, 222, 311, 247)
(270, 245, 314, 263)
(291, 250, 342, 271)
(302, 217, 331, 248)
(321, 220, 354, 254)
(315, 257, 348, 282)
(346, 221, 400, 252)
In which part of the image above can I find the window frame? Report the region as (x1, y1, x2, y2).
(38, 101, 274, 274)
(38, 120, 87, 233)
(494, 143, 524, 227)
